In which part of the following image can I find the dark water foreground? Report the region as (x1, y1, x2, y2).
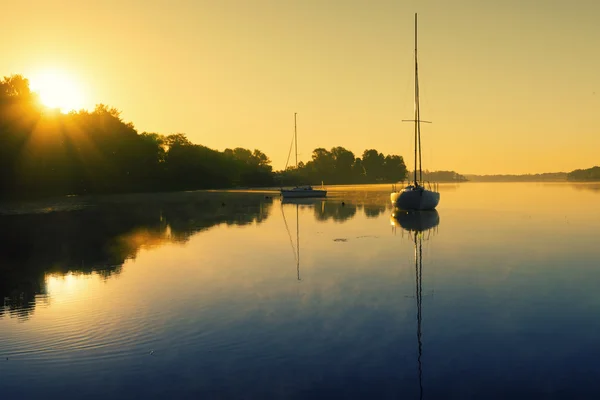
(1, 183, 599, 399)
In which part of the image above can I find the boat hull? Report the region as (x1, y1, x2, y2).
(281, 189, 327, 199)
(391, 188, 440, 210)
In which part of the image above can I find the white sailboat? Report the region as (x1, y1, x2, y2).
(391, 14, 440, 210)
(281, 113, 327, 199)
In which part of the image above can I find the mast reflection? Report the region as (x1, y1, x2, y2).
(281, 199, 304, 281)
(391, 209, 440, 400)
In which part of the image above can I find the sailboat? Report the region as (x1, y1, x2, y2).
(280, 113, 327, 199)
(391, 14, 440, 210)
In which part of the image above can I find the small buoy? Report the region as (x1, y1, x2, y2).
(341, 201, 345, 206)
(221, 202, 226, 207)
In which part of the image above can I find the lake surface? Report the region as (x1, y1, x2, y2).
(1, 183, 599, 399)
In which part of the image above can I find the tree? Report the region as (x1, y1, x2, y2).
(383, 155, 408, 182)
(567, 166, 600, 181)
(362, 149, 385, 180)
(165, 133, 192, 149)
(330, 146, 355, 182)
(252, 149, 271, 167)
(0, 74, 32, 98)
(352, 157, 367, 182)
(311, 148, 334, 178)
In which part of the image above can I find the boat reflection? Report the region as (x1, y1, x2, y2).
(391, 209, 440, 234)
(391, 210, 440, 400)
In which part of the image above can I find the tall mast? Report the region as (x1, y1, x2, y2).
(414, 13, 423, 185)
(402, 13, 430, 185)
(413, 14, 418, 185)
(294, 112, 298, 169)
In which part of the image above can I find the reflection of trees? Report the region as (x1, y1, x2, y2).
(282, 192, 395, 222)
(570, 183, 600, 192)
(0, 192, 272, 320)
(363, 204, 386, 219)
(0, 276, 46, 320)
(328, 189, 395, 220)
(314, 201, 357, 222)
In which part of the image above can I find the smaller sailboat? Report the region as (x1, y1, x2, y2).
(391, 14, 440, 210)
(281, 113, 327, 199)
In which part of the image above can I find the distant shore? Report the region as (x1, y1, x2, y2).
(465, 167, 600, 182)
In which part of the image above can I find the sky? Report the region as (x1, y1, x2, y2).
(2, 0, 599, 174)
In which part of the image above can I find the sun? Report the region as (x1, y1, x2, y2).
(30, 69, 85, 113)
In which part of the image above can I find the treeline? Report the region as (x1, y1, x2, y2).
(1, 74, 443, 198)
(411, 170, 468, 182)
(278, 148, 408, 185)
(465, 172, 567, 182)
(0, 74, 411, 197)
(0, 75, 274, 198)
(466, 168, 600, 182)
(567, 166, 600, 181)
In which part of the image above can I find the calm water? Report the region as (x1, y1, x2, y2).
(1, 183, 599, 399)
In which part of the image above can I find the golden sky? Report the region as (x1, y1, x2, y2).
(2, 0, 599, 174)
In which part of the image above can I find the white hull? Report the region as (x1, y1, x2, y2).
(391, 187, 440, 210)
(281, 189, 327, 198)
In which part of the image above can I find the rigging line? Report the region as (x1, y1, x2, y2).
(281, 203, 297, 264)
(294, 112, 298, 169)
(284, 125, 295, 171)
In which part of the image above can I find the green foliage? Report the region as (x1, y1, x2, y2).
(567, 166, 600, 181)
(417, 170, 469, 182)
(1, 75, 32, 98)
(278, 146, 408, 185)
(465, 172, 566, 182)
(223, 148, 273, 186)
(0, 74, 428, 198)
(0, 74, 274, 198)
